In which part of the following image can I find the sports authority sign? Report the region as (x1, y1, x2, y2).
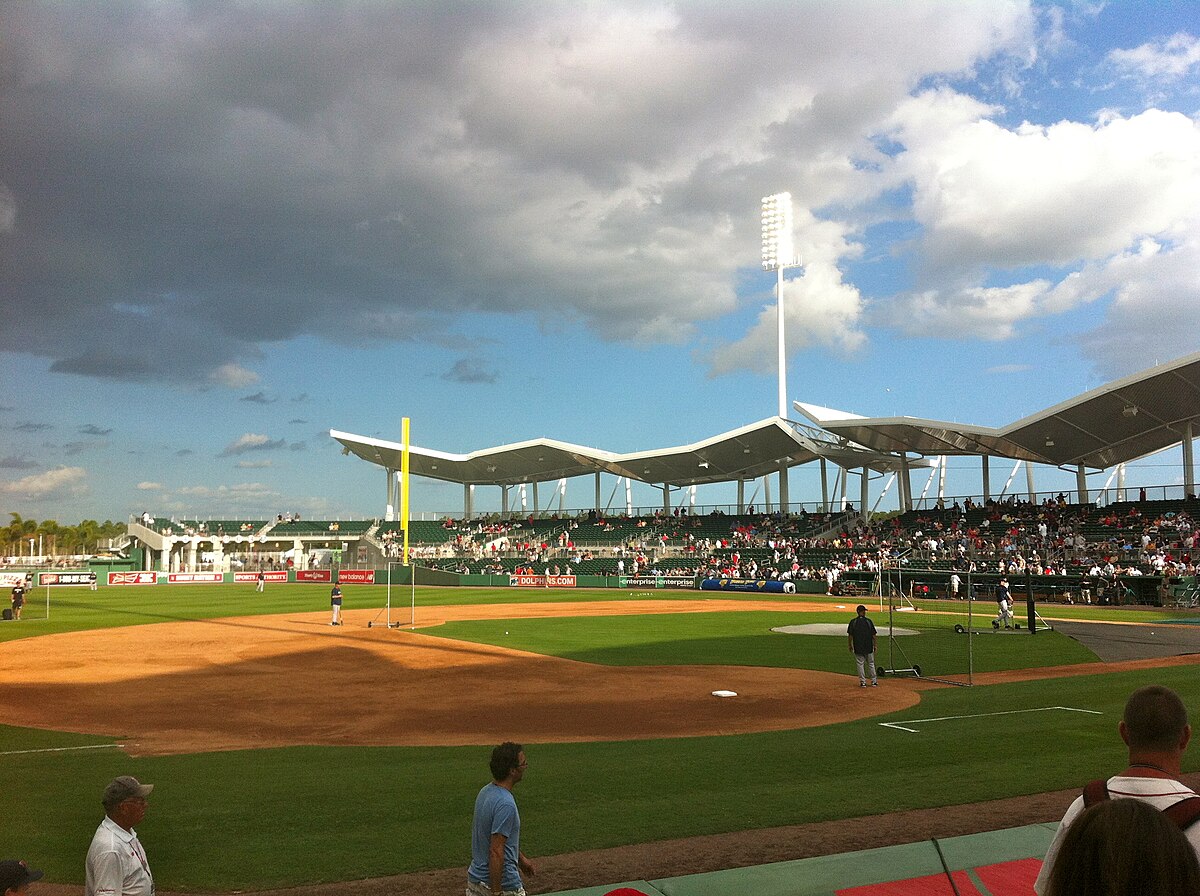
(509, 574, 577, 588)
(0, 572, 31, 588)
(233, 571, 289, 583)
(335, 569, 376, 585)
(108, 571, 158, 586)
(37, 572, 96, 586)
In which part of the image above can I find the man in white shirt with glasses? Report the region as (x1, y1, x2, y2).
(85, 776, 154, 896)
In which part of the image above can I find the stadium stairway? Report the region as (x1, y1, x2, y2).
(545, 822, 1056, 896)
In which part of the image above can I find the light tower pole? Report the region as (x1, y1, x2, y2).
(761, 192, 801, 512)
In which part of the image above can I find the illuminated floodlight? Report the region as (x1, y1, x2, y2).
(761, 192, 798, 271)
(761, 192, 802, 420)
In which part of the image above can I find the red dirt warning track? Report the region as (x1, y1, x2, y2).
(0, 599, 929, 755)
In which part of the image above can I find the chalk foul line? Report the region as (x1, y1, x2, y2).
(880, 705, 1102, 734)
(0, 743, 123, 756)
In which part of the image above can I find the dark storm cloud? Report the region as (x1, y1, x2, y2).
(241, 392, 277, 404)
(219, 434, 287, 457)
(0, 1, 830, 386)
(78, 424, 114, 436)
(14, 422, 52, 433)
(442, 358, 498, 384)
(0, 455, 38, 469)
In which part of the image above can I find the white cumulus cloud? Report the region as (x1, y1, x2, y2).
(0, 466, 87, 499)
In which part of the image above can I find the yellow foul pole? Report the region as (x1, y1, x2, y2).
(401, 417, 411, 566)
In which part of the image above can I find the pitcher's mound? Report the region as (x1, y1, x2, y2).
(772, 623, 919, 636)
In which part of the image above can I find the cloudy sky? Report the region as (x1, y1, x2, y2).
(2, 1, 1199, 523)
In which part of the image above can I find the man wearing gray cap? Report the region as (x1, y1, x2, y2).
(85, 776, 154, 896)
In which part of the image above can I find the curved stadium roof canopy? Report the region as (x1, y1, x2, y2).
(331, 352, 1200, 515)
(794, 350, 1200, 471)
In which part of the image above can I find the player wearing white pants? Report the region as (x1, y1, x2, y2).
(994, 598, 1012, 628)
(993, 577, 1013, 629)
(847, 604, 878, 687)
(330, 582, 343, 625)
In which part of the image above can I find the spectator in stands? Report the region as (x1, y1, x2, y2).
(1042, 798, 1200, 896)
(0, 860, 43, 896)
(1034, 685, 1200, 894)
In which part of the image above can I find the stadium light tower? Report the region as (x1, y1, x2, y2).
(762, 192, 800, 420)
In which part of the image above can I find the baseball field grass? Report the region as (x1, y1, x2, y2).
(2, 583, 1196, 890)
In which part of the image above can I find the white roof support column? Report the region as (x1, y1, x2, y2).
(839, 466, 848, 510)
(690, 484, 697, 512)
(820, 457, 830, 513)
(937, 456, 947, 507)
(859, 467, 869, 522)
(737, 479, 745, 514)
(662, 483, 670, 513)
(558, 478, 566, 514)
(1076, 465, 1088, 505)
(764, 474, 772, 513)
(385, 467, 395, 522)
(779, 466, 789, 514)
(464, 483, 474, 520)
(1025, 460, 1036, 501)
(899, 454, 912, 512)
(501, 485, 509, 517)
(1184, 422, 1196, 499)
(624, 478, 633, 516)
(532, 482, 540, 516)
(1118, 462, 1127, 502)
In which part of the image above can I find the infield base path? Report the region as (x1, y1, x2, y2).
(0, 599, 929, 755)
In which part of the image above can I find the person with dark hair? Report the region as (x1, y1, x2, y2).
(847, 604, 878, 688)
(0, 860, 43, 896)
(468, 742, 535, 896)
(1044, 798, 1200, 896)
(85, 775, 154, 896)
(1034, 685, 1200, 894)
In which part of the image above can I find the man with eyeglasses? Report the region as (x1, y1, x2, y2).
(467, 742, 536, 896)
(85, 776, 155, 896)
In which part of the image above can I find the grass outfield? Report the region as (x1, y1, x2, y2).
(0, 582, 814, 643)
(0, 583, 1193, 890)
(426, 609, 1099, 674)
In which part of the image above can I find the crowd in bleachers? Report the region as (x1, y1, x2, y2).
(384, 497, 1198, 603)
(127, 496, 1198, 603)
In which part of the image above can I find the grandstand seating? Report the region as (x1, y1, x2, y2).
(268, 520, 374, 536)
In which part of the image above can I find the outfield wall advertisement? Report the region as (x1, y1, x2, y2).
(699, 577, 796, 594)
(335, 569, 375, 584)
(296, 570, 332, 583)
(619, 575, 696, 589)
(233, 571, 289, 584)
(510, 574, 577, 588)
(108, 571, 158, 586)
(37, 572, 96, 586)
(168, 572, 223, 584)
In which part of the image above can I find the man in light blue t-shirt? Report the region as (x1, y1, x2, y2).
(467, 742, 536, 896)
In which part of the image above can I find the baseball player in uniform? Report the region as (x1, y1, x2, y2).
(993, 578, 1013, 629)
(330, 582, 343, 625)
